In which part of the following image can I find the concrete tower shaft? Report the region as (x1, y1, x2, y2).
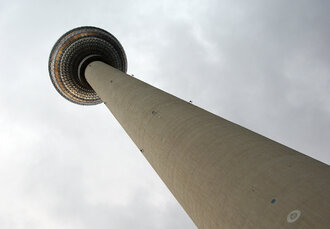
(84, 61, 330, 229)
(49, 27, 330, 229)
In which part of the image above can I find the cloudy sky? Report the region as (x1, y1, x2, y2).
(0, 0, 329, 228)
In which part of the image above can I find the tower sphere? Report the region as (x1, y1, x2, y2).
(48, 26, 127, 105)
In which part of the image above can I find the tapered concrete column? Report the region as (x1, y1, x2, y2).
(85, 61, 330, 229)
(49, 27, 330, 229)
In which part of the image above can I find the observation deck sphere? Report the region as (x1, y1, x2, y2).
(48, 26, 127, 105)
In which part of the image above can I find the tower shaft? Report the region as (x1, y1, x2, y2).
(85, 61, 330, 228)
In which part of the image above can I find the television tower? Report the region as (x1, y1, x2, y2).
(49, 26, 330, 228)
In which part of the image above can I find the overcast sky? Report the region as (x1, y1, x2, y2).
(0, 0, 329, 228)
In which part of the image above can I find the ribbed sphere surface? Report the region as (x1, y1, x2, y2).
(49, 26, 127, 105)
